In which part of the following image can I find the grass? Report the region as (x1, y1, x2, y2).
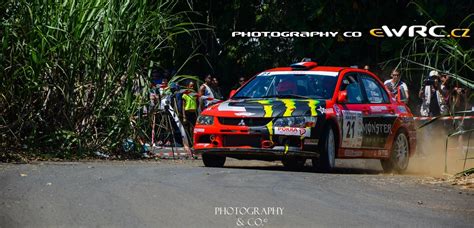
(0, 0, 207, 159)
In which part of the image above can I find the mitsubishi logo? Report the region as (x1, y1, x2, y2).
(238, 119, 246, 126)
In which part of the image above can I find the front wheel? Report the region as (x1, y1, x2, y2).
(313, 126, 336, 172)
(202, 154, 226, 167)
(381, 131, 410, 173)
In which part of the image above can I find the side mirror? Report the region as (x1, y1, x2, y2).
(229, 89, 237, 98)
(337, 90, 347, 103)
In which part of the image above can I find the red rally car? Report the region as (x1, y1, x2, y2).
(193, 61, 416, 173)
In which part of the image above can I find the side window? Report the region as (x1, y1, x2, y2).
(340, 73, 364, 104)
(360, 75, 389, 104)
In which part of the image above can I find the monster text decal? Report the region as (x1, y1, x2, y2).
(361, 117, 396, 148)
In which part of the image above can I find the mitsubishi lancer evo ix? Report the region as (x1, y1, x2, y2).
(193, 61, 416, 173)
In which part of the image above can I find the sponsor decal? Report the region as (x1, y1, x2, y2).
(363, 122, 392, 135)
(333, 105, 340, 114)
(375, 150, 389, 157)
(274, 127, 311, 137)
(235, 112, 256, 117)
(317, 106, 326, 114)
(344, 150, 363, 157)
(370, 106, 388, 112)
(397, 106, 407, 113)
(304, 138, 319, 145)
(194, 128, 205, 133)
(361, 117, 396, 148)
(344, 149, 388, 157)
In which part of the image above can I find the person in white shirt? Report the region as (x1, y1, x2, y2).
(198, 74, 215, 111)
(384, 69, 409, 103)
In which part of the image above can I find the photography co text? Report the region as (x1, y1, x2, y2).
(232, 25, 470, 38)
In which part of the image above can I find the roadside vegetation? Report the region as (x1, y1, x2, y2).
(0, 0, 206, 160)
(0, 0, 472, 165)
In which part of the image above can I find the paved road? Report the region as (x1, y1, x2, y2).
(1, 159, 473, 227)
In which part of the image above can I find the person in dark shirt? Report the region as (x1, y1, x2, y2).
(211, 77, 224, 100)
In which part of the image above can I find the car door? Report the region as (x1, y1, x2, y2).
(337, 72, 368, 150)
(359, 73, 397, 150)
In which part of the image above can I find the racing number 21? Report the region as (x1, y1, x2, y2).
(345, 121, 355, 138)
(342, 110, 363, 148)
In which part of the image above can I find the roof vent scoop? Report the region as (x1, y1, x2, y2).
(290, 59, 318, 70)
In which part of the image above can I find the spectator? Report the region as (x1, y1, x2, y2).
(182, 81, 198, 140)
(451, 86, 469, 113)
(439, 74, 451, 110)
(232, 76, 246, 90)
(229, 76, 246, 98)
(419, 70, 448, 116)
(211, 77, 224, 100)
(384, 69, 409, 103)
(199, 74, 215, 111)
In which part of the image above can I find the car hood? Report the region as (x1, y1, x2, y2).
(202, 98, 326, 118)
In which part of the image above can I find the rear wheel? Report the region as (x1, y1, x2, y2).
(381, 131, 409, 173)
(202, 154, 226, 167)
(282, 158, 306, 170)
(313, 126, 336, 172)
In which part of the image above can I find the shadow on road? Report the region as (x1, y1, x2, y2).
(209, 165, 382, 175)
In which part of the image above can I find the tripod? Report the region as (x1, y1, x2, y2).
(152, 97, 192, 158)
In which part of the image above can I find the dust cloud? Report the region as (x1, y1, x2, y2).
(407, 122, 474, 177)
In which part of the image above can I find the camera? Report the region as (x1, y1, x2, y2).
(423, 76, 437, 86)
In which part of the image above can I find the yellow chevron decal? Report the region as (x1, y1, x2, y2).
(281, 99, 296, 117)
(266, 120, 273, 141)
(256, 100, 273, 117)
(307, 100, 318, 116)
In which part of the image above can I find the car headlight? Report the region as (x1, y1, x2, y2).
(273, 116, 316, 127)
(197, 115, 214, 125)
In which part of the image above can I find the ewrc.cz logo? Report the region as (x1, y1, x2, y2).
(370, 25, 470, 38)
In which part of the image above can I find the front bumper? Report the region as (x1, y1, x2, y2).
(193, 116, 321, 159)
(194, 147, 319, 159)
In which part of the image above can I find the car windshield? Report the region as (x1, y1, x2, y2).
(233, 71, 339, 99)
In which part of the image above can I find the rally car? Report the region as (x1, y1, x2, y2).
(193, 61, 416, 173)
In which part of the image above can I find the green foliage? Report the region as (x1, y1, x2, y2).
(456, 167, 474, 176)
(0, 0, 204, 157)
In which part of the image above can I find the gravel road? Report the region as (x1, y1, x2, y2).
(1, 159, 473, 227)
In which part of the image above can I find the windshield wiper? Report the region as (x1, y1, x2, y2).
(260, 94, 310, 99)
(231, 96, 251, 99)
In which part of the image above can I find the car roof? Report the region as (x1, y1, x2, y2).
(265, 66, 346, 72)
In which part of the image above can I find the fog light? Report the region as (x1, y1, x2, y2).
(261, 140, 274, 148)
(209, 135, 216, 141)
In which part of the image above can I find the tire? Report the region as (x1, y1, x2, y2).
(282, 158, 306, 170)
(312, 125, 336, 172)
(202, 154, 226, 167)
(381, 131, 410, 174)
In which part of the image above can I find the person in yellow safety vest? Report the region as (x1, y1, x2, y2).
(182, 81, 198, 137)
